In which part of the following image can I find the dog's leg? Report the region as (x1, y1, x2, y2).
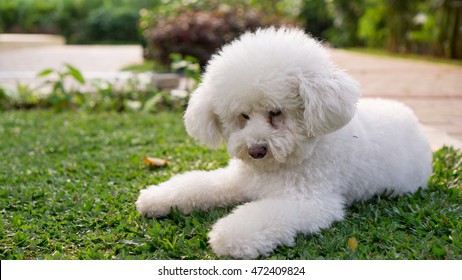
(136, 160, 248, 217)
(208, 195, 345, 259)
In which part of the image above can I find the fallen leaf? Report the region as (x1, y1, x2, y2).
(144, 157, 169, 168)
(347, 237, 358, 250)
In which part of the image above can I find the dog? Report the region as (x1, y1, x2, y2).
(136, 27, 432, 259)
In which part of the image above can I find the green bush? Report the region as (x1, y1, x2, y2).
(0, 0, 152, 43)
(298, 0, 334, 40)
(0, 0, 17, 32)
(85, 6, 141, 43)
(0, 64, 191, 113)
(0, 0, 57, 33)
(322, 0, 462, 59)
(142, 3, 298, 67)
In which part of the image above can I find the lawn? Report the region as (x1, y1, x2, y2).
(1, 110, 461, 260)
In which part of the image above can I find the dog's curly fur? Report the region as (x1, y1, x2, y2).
(136, 27, 432, 259)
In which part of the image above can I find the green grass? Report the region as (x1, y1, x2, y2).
(120, 61, 168, 73)
(1, 110, 461, 260)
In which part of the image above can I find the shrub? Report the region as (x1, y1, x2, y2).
(0, 0, 57, 34)
(0, 0, 21, 33)
(85, 6, 141, 43)
(298, 0, 334, 41)
(0, 64, 191, 113)
(0, 0, 150, 44)
(142, 5, 298, 67)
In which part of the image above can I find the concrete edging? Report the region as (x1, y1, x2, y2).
(0, 34, 65, 50)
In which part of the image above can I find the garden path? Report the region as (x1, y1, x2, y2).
(0, 41, 461, 150)
(0, 44, 143, 86)
(329, 49, 462, 151)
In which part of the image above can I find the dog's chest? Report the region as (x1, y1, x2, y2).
(247, 168, 317, 199)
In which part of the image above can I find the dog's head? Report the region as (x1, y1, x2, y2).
(184, 27, 360, 166)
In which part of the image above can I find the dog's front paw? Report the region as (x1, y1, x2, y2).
(135, 185, 173, 217)
(208, 217, 285, 259)
(208, 227, 261, 259)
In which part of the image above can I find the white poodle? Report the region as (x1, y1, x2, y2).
(136, 27, 432, 259)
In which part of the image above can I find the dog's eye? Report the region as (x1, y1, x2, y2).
(241, 113, 250, 120)
(270, 110, 282, 117)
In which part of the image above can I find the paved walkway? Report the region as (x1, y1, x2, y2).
(329, 49, 462, 151)
(330, 49, 462, 98)
(0, 45, 143, 72)
(0, 44, 144, 89)
(0, 43, 461, 151)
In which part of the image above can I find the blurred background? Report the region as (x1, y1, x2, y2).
(1, 0, 461, 68)
(1, 0, 461, 149)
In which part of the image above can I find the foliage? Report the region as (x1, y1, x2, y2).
(407, 0, 459, 58)
(141, 1, 299, 67)
(324, 0, 462, 59)
(170, 54, 201, 85)
(322, 0, 364, 47)
(120, 61, 159, 72)
(84, 6, 141, 43)
(0, 110, 460, 260)
(298, 0, 334, 40)
(0, 0, 58, 34)
(0, 0, 157, 43)
(357, 0, 387, 48)
(0, 64, 190, 113)
(35, 63, 86, 111)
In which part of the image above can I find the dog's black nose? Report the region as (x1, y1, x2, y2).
(248, 144, 267, 159)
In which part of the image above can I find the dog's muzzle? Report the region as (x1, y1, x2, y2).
(248, 144, 267, 159)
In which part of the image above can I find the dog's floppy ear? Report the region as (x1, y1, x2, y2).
(184, 84, 223, 147)
(298, 69, 360, 137)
